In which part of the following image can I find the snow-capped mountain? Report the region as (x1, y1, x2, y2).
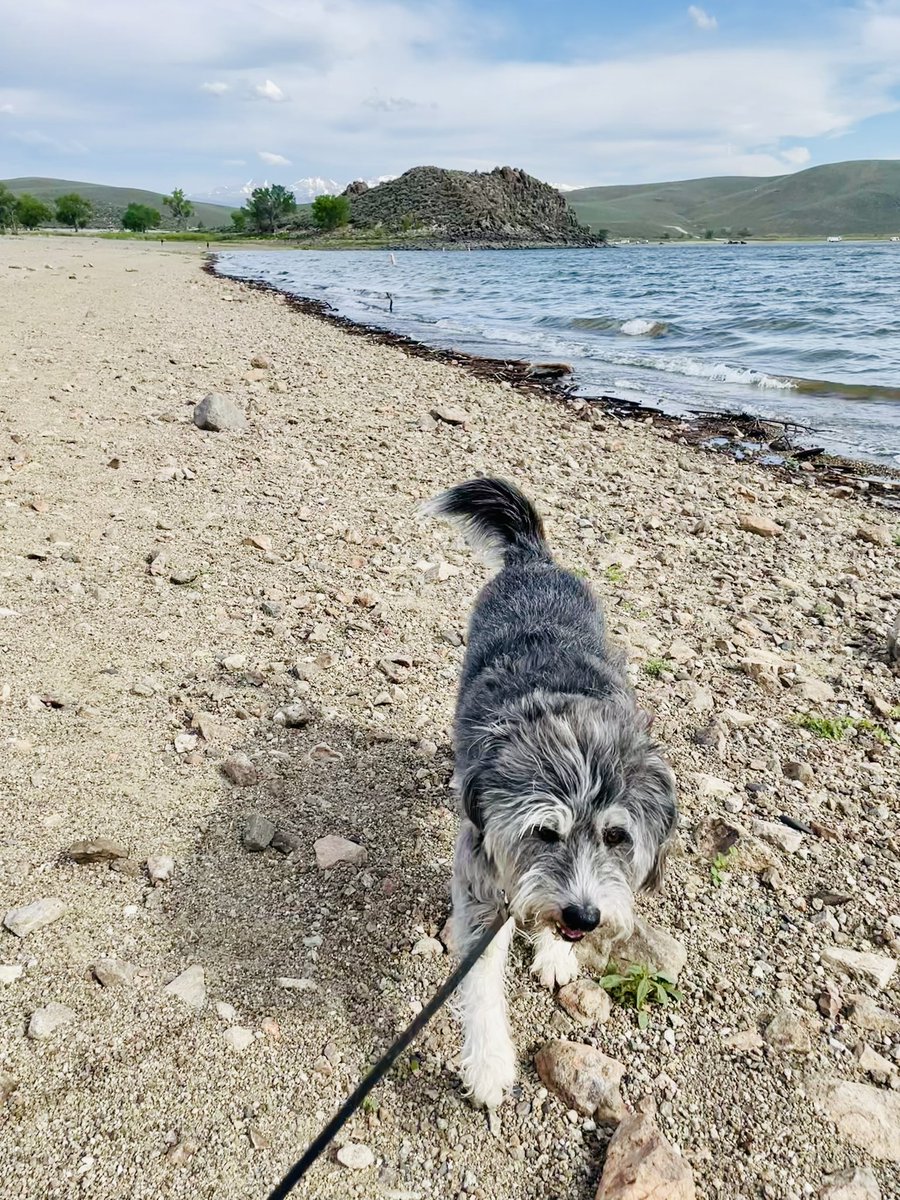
(190, 174, 395, 206)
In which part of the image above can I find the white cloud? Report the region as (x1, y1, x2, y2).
(688, 6, 718, 31)
(253, 79, 286, 102)
(781, 146, 812, 165)
(258, 150, 291, 166)
(0, 103, 15, 114)
(200, 81, 229, 95)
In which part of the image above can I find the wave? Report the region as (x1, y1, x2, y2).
(597, 349, 796, 390)
(620, 318, 668, 337)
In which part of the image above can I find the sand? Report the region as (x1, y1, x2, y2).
(1, 235, 898, 1200)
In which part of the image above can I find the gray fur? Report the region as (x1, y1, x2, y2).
(429, 477, 678, 1107)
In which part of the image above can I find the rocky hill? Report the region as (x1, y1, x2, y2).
(342, 165, 595, 246)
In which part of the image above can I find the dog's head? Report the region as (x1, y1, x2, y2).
(458, 692, 676, 942)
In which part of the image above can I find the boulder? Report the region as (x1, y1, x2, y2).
(594, 1101, 695, 1199)
(192, 393, 246, 432)
(808, 1077, 900, 1162)
(534, 1040, 625, 1122)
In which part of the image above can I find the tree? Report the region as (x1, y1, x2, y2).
(15, 194, 54, 230)
(311, 194, 351, 232)
(244, 184, 297, 234)
(55, 193, 92, 231)
(704, 229, 715, 240)
(0, 184, 18, 230)
(594, 227, 610, 244)
(162, 187, 194, 229)
(121, 202, 161, 232)
(230, 209, 247, 233)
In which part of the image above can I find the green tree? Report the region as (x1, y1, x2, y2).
(162, 187, 194, 229)
(230, 209, 248, 233)
(55, 193, 92, 231)
(704, 228, 715, 240)
(245, 184, 296, 234)
(121, 202, 161, 232)
(0, 184, 18, 230)
(595, 227, 610, 243)
(311, 194, 351, 232)
(15, 194, 54, 230)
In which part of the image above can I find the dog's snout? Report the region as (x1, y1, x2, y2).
(561, 904, 600, 933)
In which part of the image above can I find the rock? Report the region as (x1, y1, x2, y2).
(337, 1143, 375, 1170)
(147, 854, 174, 885)
(692, 814, 778, 875)
(808, 1077, 900, 1162)
(821, 947, 897, 991)
(855, 1042, 895, 1083)
(430, 405, 469, 426)
(67, 836, 129, 864)
(723, 1027, 764, 1053)
(739, 513, 783, 538)
(222, 753, 258, 787)
(192, 393, 246, 432)
(763, 1010, 811, 1054)
(819, 1167, 881, 1200)
(166, 1139, 199, 1167)
(411, 936, 444, 957)
(223, 1025, 255, 1052)
(222, 653, 247, 672)
(272, 703, 313, 728)
(692, 772, 734, 800)
(534, 1040, 626, 1122)
(93, 958, 136, 987)
(3, 897, 67, 938)
(783, 761, 814, 785)
(314, 835, 367, 869)
(856, 523, 891, 547)
(243, 813, 276, 851)
(0, 964, 24, 985)
(250, 352, 271, 369)
(28, 1001, 76, 1040)
(795, 677, 836, 704)
(271, 827, 303, 856)
(752, 819, 804, 854)
(846, 994, 900, 1036)
(215, 1001, 237, 1022)
(170, 567, 199, 585)
(594, 1102, 695, 1200)
(888, 612, 900, 663)
(557, 979, 612, 1026)
(174, 732, 198, 754)
(613, 917, 687, 983)
(164, 965, 206, 1010)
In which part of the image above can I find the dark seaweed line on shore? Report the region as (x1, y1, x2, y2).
(204, 255, 900, 510)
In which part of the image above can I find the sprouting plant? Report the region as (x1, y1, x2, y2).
(572, 567, 590, 579)
(710, 846, 737, 887)
(361, 1095, 378, 1115)
(643, 657, 673, 679)
(795, 714, 855, 740)
(600, 961, 683, 1030)
(604, 564, 626, 585)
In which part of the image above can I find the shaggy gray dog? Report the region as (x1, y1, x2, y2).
(426, 478, 677, 1108)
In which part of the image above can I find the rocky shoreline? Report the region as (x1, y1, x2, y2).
(1, 236, 898, 1200)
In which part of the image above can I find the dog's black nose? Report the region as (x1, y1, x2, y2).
(561, 904, 600, 932)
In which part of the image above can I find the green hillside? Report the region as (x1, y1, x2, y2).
(1, 177, 235, 230)
(567, 159, 900, 239)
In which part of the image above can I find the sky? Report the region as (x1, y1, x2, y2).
(2, 0, 900, 196)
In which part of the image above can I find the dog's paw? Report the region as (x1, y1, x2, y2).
(531, 936, 580, 990)
(461, 1047, 517, 1110)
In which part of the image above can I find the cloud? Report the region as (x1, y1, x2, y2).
(781, 146, 812, 165)
(200, 81, 229, 95)
(688, 6, 718, 31)
(253, 79, 286, 102)
(0, 103, 15, 114)
(257, 150, 291, 166)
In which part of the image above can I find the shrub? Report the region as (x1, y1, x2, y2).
(55, 193, 92, 230)
(15, 194, 54, 229)
(311, 194, 351, 231)
(121, 203, 161, 233)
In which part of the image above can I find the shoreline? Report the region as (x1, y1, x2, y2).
(1, 236, 898, 1200)
(207, 254, 900, 510)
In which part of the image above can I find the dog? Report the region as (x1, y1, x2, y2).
(425, 477, 677, 1109)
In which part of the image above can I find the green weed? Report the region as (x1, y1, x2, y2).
(643, 657, 673, 679)
(710, 847, 737, 887)
(604, 564, 626, 585)
(600, 962, 683, 1030)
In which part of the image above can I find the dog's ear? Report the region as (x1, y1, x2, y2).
(452, 767, 483, 831)
(641, 833, 673, 894)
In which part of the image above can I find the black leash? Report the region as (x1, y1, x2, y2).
(266, 914, 507, 1200)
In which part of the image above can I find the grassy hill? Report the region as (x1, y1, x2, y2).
(1, 177, 235, 230)
(567, 160, 900, 239)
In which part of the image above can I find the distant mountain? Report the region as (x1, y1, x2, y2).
(1, 177, 235, 229)
(566, 159, 900, 239)
(191, 174, 396, 206)
(345, 165, 594, 246)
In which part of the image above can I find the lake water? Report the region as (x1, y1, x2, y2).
(215, 244, 900, 467)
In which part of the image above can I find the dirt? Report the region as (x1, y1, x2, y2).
(1, 235, 898, 1200)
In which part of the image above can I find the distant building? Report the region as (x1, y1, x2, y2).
(826, 236, 843, 242)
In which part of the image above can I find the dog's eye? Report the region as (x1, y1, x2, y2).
(535, 826, 561, 844)
(603, 827, 630, 848)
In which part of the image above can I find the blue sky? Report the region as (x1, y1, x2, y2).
(2, 1, 900, 196)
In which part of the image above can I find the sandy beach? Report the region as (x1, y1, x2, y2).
(1, 235, 898, 1200)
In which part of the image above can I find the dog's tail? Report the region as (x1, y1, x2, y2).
(424, 477, 550, 566)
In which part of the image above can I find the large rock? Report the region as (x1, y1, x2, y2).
(808, 1077, 900, 1162)
(67, 836, 129, 863)
(594, 1102, 695, 1199)
(314, 835, 367, 869)
(163, 965, 206, 1010)
(192, 393, 246, 432)
(534, 1040, 625, 1122)
(819, 1166, 881, 1200)
(557, 979, 612, 1026)
(739, 513, 784, 538)
(763, 1010, 811, 1054)
(821, 947, 897, 991)
(28, 1001, 76, 1040)
(3, 897, 67, 938)
(846, 993, 900, 1036)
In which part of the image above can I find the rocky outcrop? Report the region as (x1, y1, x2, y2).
(345, 165, 595, 246)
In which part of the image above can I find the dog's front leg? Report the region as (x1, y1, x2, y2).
(530, 925, 580, 990)
(450, 828, 516, 1109)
